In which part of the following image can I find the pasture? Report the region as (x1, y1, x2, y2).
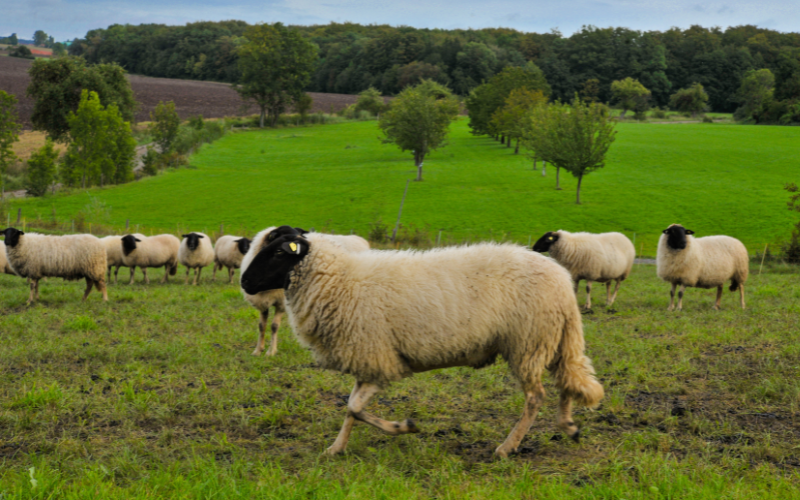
(7, 119, 798, 255)
(1, 262, 800, 498)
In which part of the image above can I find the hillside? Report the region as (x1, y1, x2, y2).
(7, 119, 798, 255)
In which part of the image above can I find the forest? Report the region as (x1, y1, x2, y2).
(65, 22, 800, 113)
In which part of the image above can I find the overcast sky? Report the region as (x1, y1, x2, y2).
(2, 0, 798, 42)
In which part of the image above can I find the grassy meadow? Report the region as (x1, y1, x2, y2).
(1, 263, 800, 498)
(5, 119, 799, 256)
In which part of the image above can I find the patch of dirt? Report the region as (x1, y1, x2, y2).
(0, 56, 363, 129)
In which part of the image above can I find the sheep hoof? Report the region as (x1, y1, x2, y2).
(324, 445, 344, 456)
(493, 446, 511, 458)
(570, 429, 581, 443)
(405, 419, 420, 433)
(251, 350, 262, 356)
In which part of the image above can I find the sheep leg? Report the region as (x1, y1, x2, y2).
(228, 267, 235, 284)
(96, 280, 108, 301)
(714, 285, 723, 310)
(266, 310, 283, 356)
(107, 267, 112, 284)
(34, 279, 40, 301)
(185, 267, 191, 284)
(607, 280, 622, 307)
(739, 284, 746, 309)
(668, 283, 677, 311)
(162, 264, 169, 284)
(27, 279, 38, 304)
(584, 281, 592, 310)
(82, 277, 94, 301)
(128, 266, 136, 285)
(212, 262, 218, 280)
(326, 382, 373, 455)
(677, 285, 686, 311)
(556, 392, 581, 442)
(573, 279, 579, 294)
(252, 310, 270, 355)
(113, 265, 120, 285)
(605, 282, 611, 305)
(495, 383, 546, 458)
(143, 268, 150, 285)
(195, 267, 202, 285)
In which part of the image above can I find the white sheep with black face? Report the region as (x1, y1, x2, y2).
(100, 234, 146, 284)
(121, 234, 181, 284)
(657, 224, 749, 311)
(533, 230, 635, 309)
(179, 232, 215, 285)
(0, 239, 17, 276)
(239, 227, 369, 357)
(240, 226, 603, 458)
(212, 235, 252, 284)
(1, 227, 108, 303)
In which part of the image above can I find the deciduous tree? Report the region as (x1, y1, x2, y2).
(236, 23, 318, 127)
(669, 83, 709, 117)
(354, 87, 386, 116)
(734, 69, 775, 122)
(25, 140, 59, 196)
(491, 88, 547, 154)
(149, 101, 181, 153)
(33, 30, 48, 47)
(0, 91, 21, 200)
(610, 77, 650, 118)
(378, 80, 460, 181)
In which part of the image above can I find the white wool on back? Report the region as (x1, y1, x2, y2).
(4, 232, 106, 281)
(121, 234, 181, 269)
(548, 231, 635, 283)
(179, 232, 215, 269)
(657, 233, 749, 288)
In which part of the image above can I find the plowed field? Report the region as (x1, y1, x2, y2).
(0, 55, 360, 128)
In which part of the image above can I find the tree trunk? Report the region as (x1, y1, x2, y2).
(259, 107, 266, 128)
(620, 109, 627, 118)
(542, 160, 546, 177)
(576, 173, 583, 204)
(555, 165, 561, 190)
(415, 151, 424, 181)
(514, 139, 519, 154)
(506, 137, 511, 148)
(500, 135, 505, 145)
(532, 158, 537, 171)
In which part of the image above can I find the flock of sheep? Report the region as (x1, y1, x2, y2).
(0, 223, 751, 457)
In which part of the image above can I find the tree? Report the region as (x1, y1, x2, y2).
(378, 80, 460, 181)
(0, 91, 21, 200)
(33, 31, 48, 47)
(580, 78, 600, 103)
(9, 45, 33, 59)
(669, 83, 710, 117)
(528, 98, 617, 203)
(354, 87, 386, 116)
(27, 57, 136, 142)
(610, 78, 650, 118)
(295, 93, 313, 123)
(734, 69, 775, 122)
(236, 23, 318, 127)
(491, 88, 547, 154)
(62, 90, 135, 188)
(52, 42, 67, 57)
(149, 101, 181, 153)
(25, 140, 59, 196)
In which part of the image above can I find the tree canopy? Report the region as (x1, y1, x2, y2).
(669, 83, 710, 116)
(610, 77, 650, 117)
(0, 91, 21, 200)
(378, 80, 460, 181)
(235, 23, 318, 127)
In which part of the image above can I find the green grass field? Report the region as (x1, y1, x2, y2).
(6, 119, 798, 256)
(1, 263, 800, 498)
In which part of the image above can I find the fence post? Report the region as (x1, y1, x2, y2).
(220, 224, 224, 236)
(759, 243, 768, 275)
(391, 179, 411, 244)
(437, 231, 442, 246)
(528, 235, 531, 247)
(126, 219, 130, 232)
(16, 208, 21, 224)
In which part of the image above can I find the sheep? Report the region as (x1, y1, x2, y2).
(1, 240, 17, 276)
(1, 227, 108, 303)
(240, 226, 604, 457)
(212, 235, 252, 284)
(240, 227, 370, 356)
(657, 224, 749, 311)
(179, 232, 215, 285)
(120, 234, 180, 284)
(533, 230, 635, 309)
(100, 234, 145, 284)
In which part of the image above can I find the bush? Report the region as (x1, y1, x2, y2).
(188, 115, 205, 130)
(651, 107, 666, 119)
(142, 147, 159, 176)
(25, 140, 59, 196)
(368, 217, 390, 243)
(702, 115, 714, 123)
(9, 45, 34, 59)
(149, 101, 180, 153)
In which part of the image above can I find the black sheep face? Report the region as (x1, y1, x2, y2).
(182, 233, 204, 251)
(663, 224, 694, 250)
(1, 227, 24, 247)
(236, 238, 252, 255)
(266, 226, 305, 244)
(241, 234, 309, 294)
(532, 232, 559, 253)
(121, 234, 142, 256)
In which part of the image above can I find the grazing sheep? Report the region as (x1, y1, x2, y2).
(121, 234, 180, 284)
(657, 224, 749, 311)
(241, 226, 603, 457)
(1, 228, 108, 303)
(240, 227, 370, 357)
(213, 235, 252, 284)
(533, 230, 635, 309)
(179, 232, 215, 285)
(1, 240, 17, 275)
(100, 234, 145, 284)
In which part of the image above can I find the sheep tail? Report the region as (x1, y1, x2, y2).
(170, 264, 178, 276)
(553, 307, 604, 408)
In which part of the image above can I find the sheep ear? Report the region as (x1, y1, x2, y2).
(182, 234, 190, 238)
(663, 229, 670, 234)
(281, 240, 307, 256)
(198, 235, 205, 239)
(134, 238, 142, 242)
(685, 229, 694, 235)
(294, 227, 309, 235)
